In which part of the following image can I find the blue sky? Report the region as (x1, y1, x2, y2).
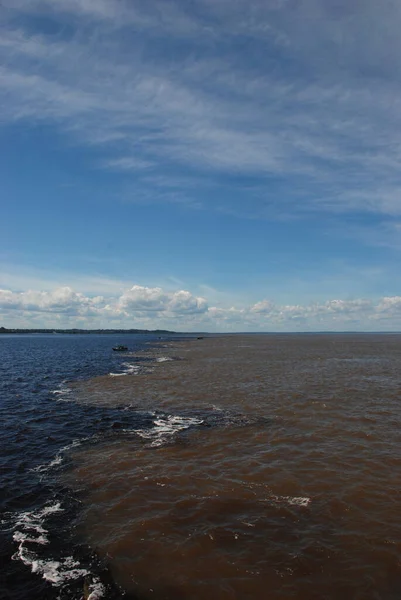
(1, 0, 401, 331)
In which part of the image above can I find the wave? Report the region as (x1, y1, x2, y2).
(134, 413, 204, 447)
(269, 495, 311, 508)
(31, 439, 86, 474)
(10, 501, 106, 596)
(109, 362, 154, 377)
(50, 380, 73, 401)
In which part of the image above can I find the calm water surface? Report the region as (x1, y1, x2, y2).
(2, 334, 401, 599)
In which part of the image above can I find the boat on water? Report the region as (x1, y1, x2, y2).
(112, 345, 128, 352)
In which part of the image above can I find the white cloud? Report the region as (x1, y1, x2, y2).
(2, 282, 401, 331)
(250, 300, 275, 314)
(168, 290, 208, 314)
(2, 1, 401, 219)
(118, 285, 207, 315)
(206, 306, 249, 328)
(248, 297, 383, 327)
(376, 296, 401, 314)
(0, 287, 103, 316)
(317, 299, 372, 315)
(119, 285, 169, 312)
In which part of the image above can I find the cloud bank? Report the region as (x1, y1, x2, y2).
(1, 284, 401, 332)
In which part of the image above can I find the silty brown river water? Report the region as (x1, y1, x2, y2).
(65, 334, 401, 599)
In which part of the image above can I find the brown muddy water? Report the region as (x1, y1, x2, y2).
(65, 334, 401, 599)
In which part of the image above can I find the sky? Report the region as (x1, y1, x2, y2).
(1, 0, 401, 332)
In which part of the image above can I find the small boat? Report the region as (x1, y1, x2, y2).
(112, 345, 128, 352)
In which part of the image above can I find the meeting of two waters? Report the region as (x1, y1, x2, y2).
(1, 333, 401, 599)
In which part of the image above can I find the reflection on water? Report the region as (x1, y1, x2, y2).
(66, 335, 401, 599)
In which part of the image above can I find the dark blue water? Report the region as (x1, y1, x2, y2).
(0, 334, 173, 600)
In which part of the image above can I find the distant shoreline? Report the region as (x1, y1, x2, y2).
(1, 327, 399, 335)
(0, 327, 177, 335)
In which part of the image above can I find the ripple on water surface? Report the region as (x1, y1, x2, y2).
(3, 334, 401, 599)
(64, 334, 401, 600)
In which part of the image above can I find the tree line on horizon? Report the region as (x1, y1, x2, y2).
(0, 326, 175, 335)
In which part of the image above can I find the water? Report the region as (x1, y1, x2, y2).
(0, 333, 181, 599)
(2, 334, 401, 599)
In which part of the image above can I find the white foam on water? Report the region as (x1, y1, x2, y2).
(15, 544, 89, 585)
(109, 363, 154, 377)
(135, 414, 204, 447)
(31, 438, 84, 474)
(270, 495, 311, 507)
(14, 502, 64, 532)
(12, 503, 62, 572)
(13, 531, 49, 545)
(87, 579, 106, 599)
(12, 502, 63, 544)
(11, 501, 103, 589)
(155, 356, 173, 363)
(51, 381, 73, 401)
(49, 455, 63, 468)
(32, 455, 63, 474)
